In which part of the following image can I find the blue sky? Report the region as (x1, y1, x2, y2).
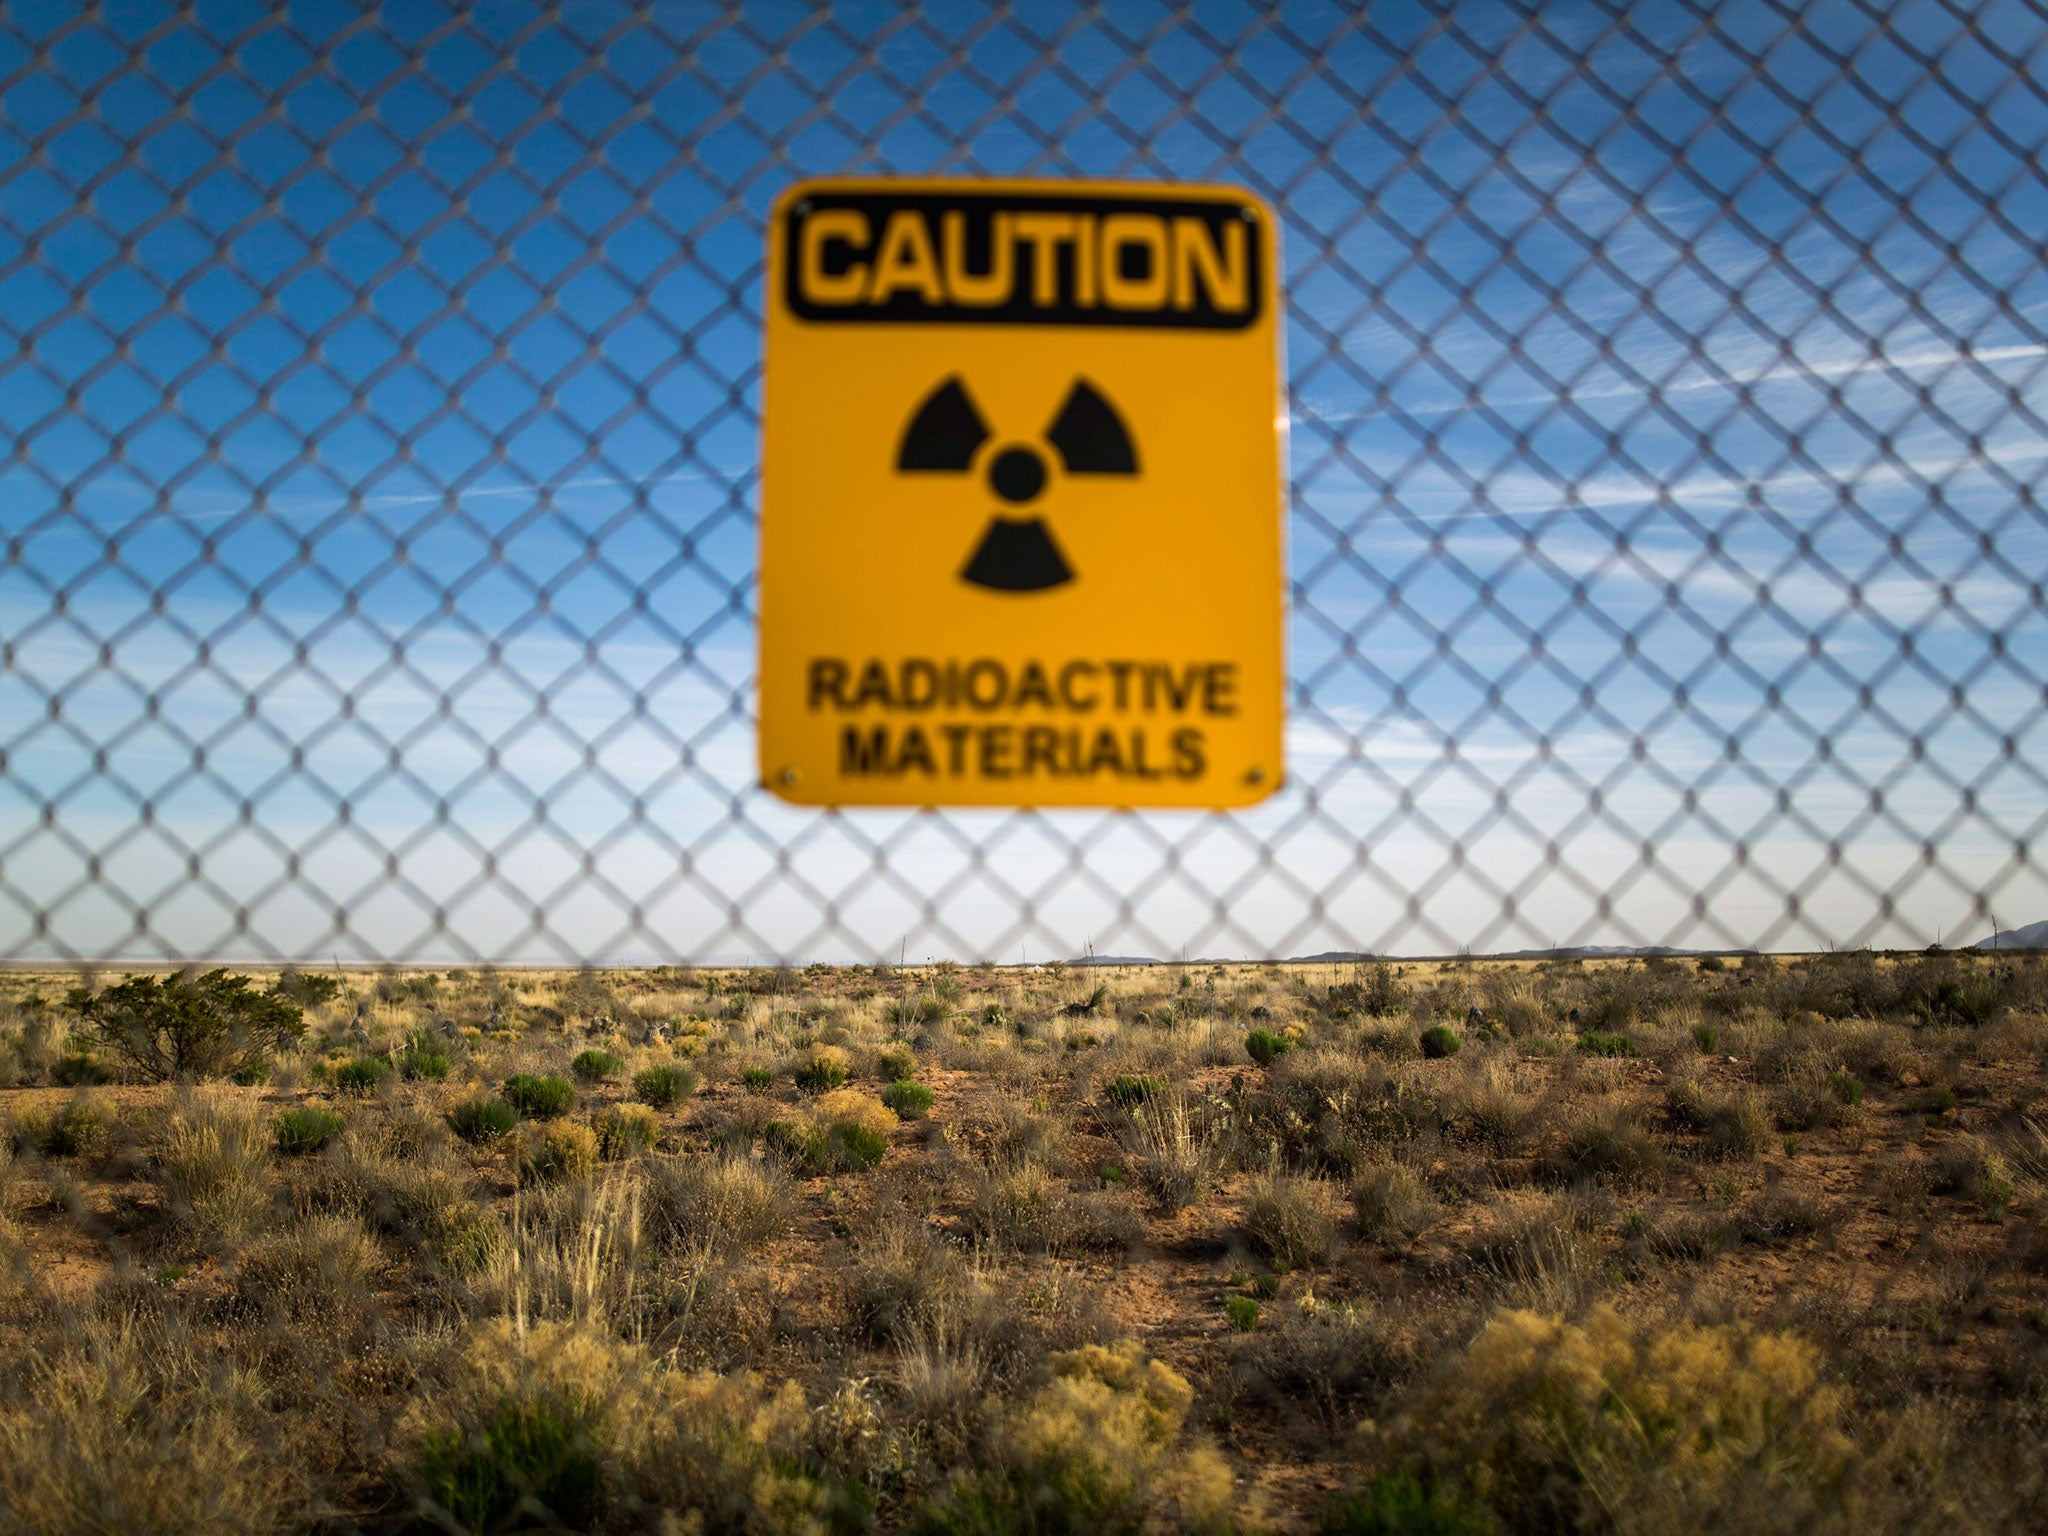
(2, 0, 2045, 963)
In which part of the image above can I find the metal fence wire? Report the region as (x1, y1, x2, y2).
(2, 0, 2046, 966)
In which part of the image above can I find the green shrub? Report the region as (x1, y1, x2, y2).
(1692, 1022, 1719, 1053)
(229, 1059, 270, 1086)
(765, 1117, 827, 1174)
(414, 1398, 602, 1535)
(1322, 1471, 1497, 1535)
(51, 1050, 113, 1086)
(504, 1074, 575, 1119)
(1245, 1028, 1292, 1066)
(38, 1097, 115, 1159)
(1103, 1074, 1166, 1110)
(877, 1046, 918, 1082)
(1227, 1294, 1261, 1332)
(793, 1046, 850, 1093)
(400, 1047, 451, 1081)
(1576, 1030, 1635, 1057)
(272, 1107, 345, 1157)
(335, 1057, 392, 1096)
(828, 1120, 889, 1171)
(739, 1067, 773, 1093)
(272, 968, 344, 1008)
(1419, 1024, 1462, 1059)
(632, 1063, 697, 1108)
(449, 1097, 519, 1144)
(427, 1205, 502, 1276)
(571, 1049, 623, 1084)
(592, 1104, 660, 1161)
(1826, 1069, 1863, 1108)
(67, 968, 306, 1083)
(881, 1079, 935, 1118)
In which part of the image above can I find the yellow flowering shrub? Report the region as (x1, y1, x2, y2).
(1366, 1305, 1853, 1533)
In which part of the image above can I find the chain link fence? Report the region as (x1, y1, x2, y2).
(2, 0, 2045, 965)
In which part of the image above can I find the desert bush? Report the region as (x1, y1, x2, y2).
(0, 1317, 295, 1535)
(1242, 1171, 1340, 1267)
(913, 1340, 1233, 1535)
(517, 1122, 600, 1186)
(272, 1106, 345, 1156)
(416, 1395, 604, 1534)
(649, 1152, 793, 1249)
(877, 1045, 918, 1082)
(765, 1116, 828, 1173)
(1457, 1060, 1529, 1153)
(429, 1203, 504, 1277)
(1419, 1024, 1462, 1060)
(399, 1042, 452, 1081)
(334, 1056, 391, 1096)
(1548, 1105, 1663, 1187)
(272, 967, 344, 1009)
(1704, 1089, 1771, 1161)
(1322, 1471, 1496, 1536)
(449, 1096, 519, 1144)
(1352, 1161, 1442, 1243)
(1242, 1301, 1407, 1430)
(154, 1088, 271, 1241)
(571, 1048, 624, 1083)
(1772, 1064, 1864, 1133)
(284, 1119, 463, 1243)
(778, 1088, 895, 1173)
(970, 1160, 1140, 1254)
(52, 1048, 114, 1086)
(795, 1043, 852, 1092)
(1227, 1295, 1261, 1332)
(1365, 1304, 1852, 1533)
(232, 1212, 380, 1324)
(1467, 1195, 1604, 1315)
(1930, 1135, 2016, 1216)
(829, 1121, 889, 1172)
(1667, 1079, 1769, 1161)
(39, 1095, 116, 1159)
(68, 968, 305, 1083)
(633, 1063, 697, 1107)
(1104, 1073, 1167, 1110)
(1119, 1083, 1219, 1209)
(1737, 1188, 1826, 1245)
(504, 1073, 576, 1119)
(1576, 1030, 1635, 1058)
(740, 1066, 774, 1093)
(400, 1320, 865, 1536)
(1246, 1027, 1293, 1066)
(882, 1079, 935, 1118)
(475, 1177, 646, 1331)
(848, 1219, 965, 1342)
(592, 1104, 660, 1161)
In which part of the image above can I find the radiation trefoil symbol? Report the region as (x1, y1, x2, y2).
(895, 375, 1139, 593)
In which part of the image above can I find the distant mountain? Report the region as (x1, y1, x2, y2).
(1290, 945, 1697, 962)
(1977, 919, 2048, 950)
(1070, 954, 1161, 966)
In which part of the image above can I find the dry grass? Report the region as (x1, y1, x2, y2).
(0, 950, 2043, 1530)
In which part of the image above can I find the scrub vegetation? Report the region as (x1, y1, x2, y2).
(2, 947, 2047, 1531)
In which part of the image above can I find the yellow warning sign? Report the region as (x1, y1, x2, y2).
(759, 178, 1284, 808)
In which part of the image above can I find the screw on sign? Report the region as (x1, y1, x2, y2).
(758, 179, 1285, 809)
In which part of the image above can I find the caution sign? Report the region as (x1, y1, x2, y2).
(759, 179, 1284, 808)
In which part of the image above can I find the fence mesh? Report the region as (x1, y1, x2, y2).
(3, 0, 2046, 965)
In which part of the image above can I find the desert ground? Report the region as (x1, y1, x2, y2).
(2, 949, 2046, 1533)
